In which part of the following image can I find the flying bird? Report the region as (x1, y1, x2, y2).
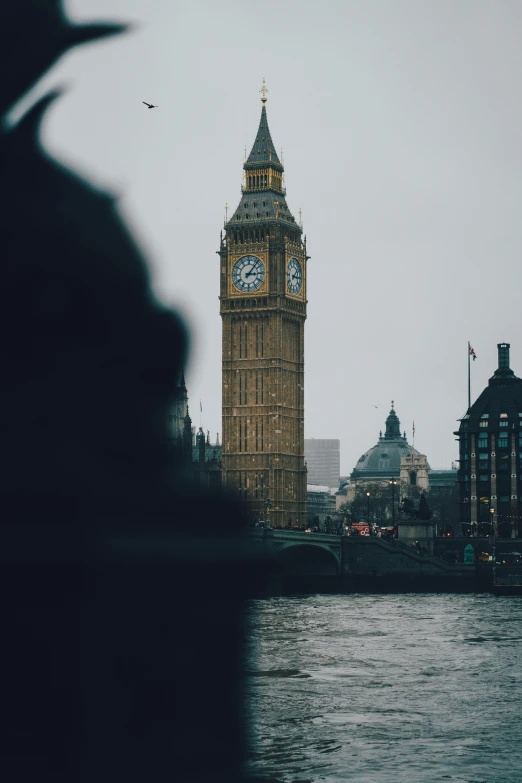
(373, 404, 382, 408)
(143, 101, 158, 109)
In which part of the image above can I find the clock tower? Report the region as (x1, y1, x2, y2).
(219, 83, 307, 528)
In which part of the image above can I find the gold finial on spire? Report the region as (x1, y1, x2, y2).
(391, 400, 395, 409)
(224, 203, 228, 222)
(260, 78, 268, 105)
(298, 208, 302, 224)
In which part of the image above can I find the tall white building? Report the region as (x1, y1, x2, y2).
(304, 439, 340, 489)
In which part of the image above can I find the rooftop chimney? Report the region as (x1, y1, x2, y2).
(490, 342, 518, 384)
(498, 343, 510, 371)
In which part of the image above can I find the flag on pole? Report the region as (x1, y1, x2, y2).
(413, 421, 415, 436)
(469, 346, 477, 361)
(200, 400, 203, 413)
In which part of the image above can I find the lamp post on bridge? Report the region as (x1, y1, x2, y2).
(389, 479, 398, 528)
(366, 491, 371, 530)
(265, 497, 272, 528)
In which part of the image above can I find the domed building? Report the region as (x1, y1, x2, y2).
(349, 403, 428, 494)
(338, 402, 458, 532)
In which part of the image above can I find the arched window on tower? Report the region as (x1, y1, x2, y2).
(410, 471, 417, 486)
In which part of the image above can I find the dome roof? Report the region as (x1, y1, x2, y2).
(351, 404, 428, 479)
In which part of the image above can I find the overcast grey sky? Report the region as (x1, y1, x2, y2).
(16, 0, 522, 474)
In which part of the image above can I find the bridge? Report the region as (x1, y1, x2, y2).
(248, 528, 342, 577)
(247, 528, 476, 589)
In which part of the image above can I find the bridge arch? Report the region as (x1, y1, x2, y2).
(274, 542, 340, 577)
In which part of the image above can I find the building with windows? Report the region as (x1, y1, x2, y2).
(306, 485, 336, 526)
(304, 438, 340, 489)
(456, 343, 522, 537)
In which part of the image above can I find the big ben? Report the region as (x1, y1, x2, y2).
(219, 82, 307, 527)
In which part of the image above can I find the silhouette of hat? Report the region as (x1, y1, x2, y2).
(1, 0, 127, 119)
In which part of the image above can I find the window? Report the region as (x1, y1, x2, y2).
(479, 421, 488, 428)
(498, 434, 508, 448)
(479, 474, 489, 482)
(478, 435, 488, 449)
(499, 420, 509, 427)
(239, 372, 248, 405)
(239, 324, 248, 359)
(498, 451, 509, 468)
(255, 322, 265, 358)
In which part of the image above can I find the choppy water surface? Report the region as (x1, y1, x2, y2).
(245, 594, 522, 783)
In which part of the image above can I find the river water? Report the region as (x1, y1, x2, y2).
(245, 594, 522, 783)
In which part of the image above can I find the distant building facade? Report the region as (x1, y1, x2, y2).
(169, 374, 222, 487)
(305, 439, 340, 489)
(306, 485, 336, 526)
(168, 371, 192, 460)
(456, 343, 522, 537)
(193, 427, 222, 490)
(399, 452, 429, 491)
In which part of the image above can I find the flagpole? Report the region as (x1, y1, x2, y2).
(468, 341, 471, 411)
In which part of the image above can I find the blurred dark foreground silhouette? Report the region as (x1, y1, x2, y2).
(1, 4, 269, 781)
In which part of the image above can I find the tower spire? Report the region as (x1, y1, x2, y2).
(260, 77, 268, 105)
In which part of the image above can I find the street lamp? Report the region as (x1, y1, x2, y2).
(366, 491, 371, 527)
(265, 497, 272, 528)
(389, 479, 398, 527)
(490, 507, 495, 538)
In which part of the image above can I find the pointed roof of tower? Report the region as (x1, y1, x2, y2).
(384, 401, 401, 440)
(245, 105, 282, 169)
(226, 82, 300, 231)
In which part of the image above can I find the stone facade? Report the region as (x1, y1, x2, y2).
(400, 452, 429, 491)
(219, 91, 307, 527)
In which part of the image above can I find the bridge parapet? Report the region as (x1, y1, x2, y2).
(247, 528, 342, 569)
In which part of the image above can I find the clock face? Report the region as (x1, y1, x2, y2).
(287, 257, 302, 295)
(232, 255, 265, 292)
